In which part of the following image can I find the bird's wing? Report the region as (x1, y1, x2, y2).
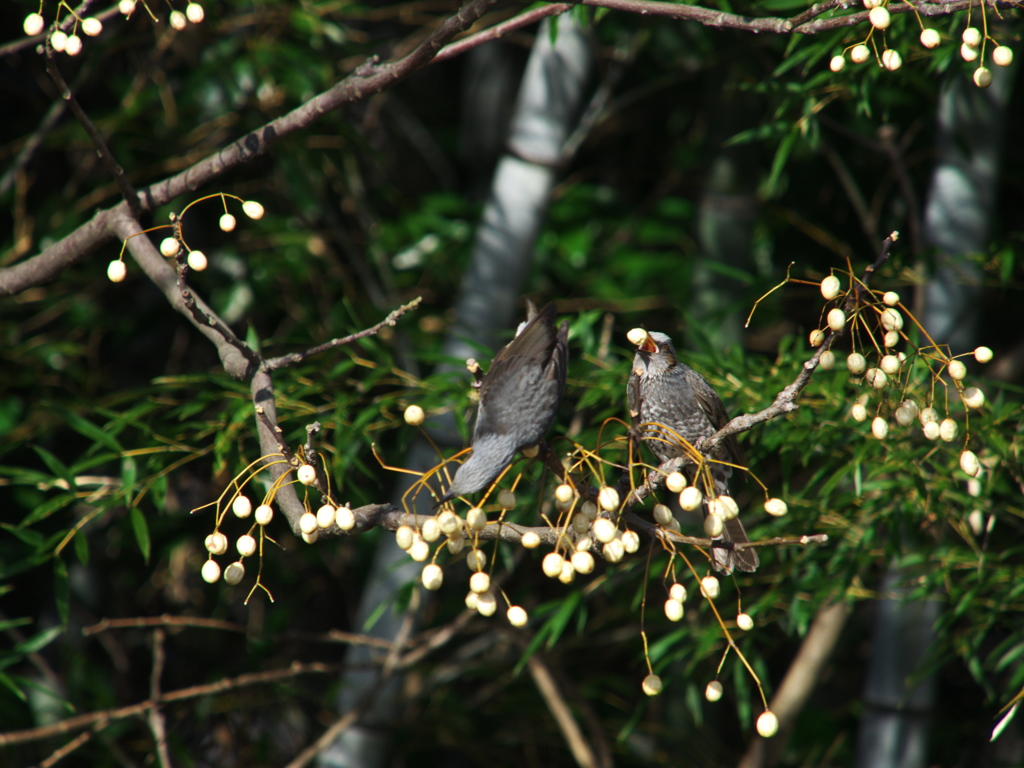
(691, 375, 743, 464)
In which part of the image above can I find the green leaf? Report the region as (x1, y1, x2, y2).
(14, 625, 63, 655)
(53, 558, 69, 626)
(0, 672, 28, 702)
(61, 410, 123, 453)
(130, 508, 151, 564)
(31, 445, 75, 491)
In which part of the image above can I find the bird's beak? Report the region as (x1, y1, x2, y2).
(639, 335, 657, 354)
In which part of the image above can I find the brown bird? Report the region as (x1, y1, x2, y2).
(628, 331, 758, 573)
(441, 302, 569, 502)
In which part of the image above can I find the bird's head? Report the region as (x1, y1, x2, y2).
(629, 329, 677, 377)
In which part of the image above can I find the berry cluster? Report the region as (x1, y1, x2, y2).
(828, 2, 1014, 88)
(24, 2, 209, 57)
(811, 271, 991, 480)
(108, 194, 264, 283)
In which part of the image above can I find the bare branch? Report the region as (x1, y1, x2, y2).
(265, 297, 423, 370)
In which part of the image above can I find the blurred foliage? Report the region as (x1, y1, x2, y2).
(1, 0, 1023, 765)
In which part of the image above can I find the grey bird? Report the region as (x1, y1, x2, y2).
(441, 301, 569, 502)
(628, 331, 759, 573)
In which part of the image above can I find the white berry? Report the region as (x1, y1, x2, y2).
(764, 498, 788, 517)
(882, 49, 902, 71)
(187, 250, 208, 271)
(335, 506, 355, 531)
(830, 55, 846, 73)
(466, 507, 487, 531)
(107, 260, 127, 282)
(757, 710, 780, 738)
(883, 291, 900, 306)
(219, 213, 237, 232)
(507, 605, 528, 627)
(948, 359, 967, 380)
(420, 517, 441, 542)
(920, 406, 939, 424)
(201, 559, 221, 583)
(446, 536, 465, 555)
(558, 561, 576, 584)
(254, 505, 273, 525)
(664, 598, 684, 622)
(920, 29, 940, 48)
(205, 532, 228, 555)
(679, 486, 703, 511)
(939, 418, 958, 442)
(476, 590, 497, 616)
(827, 308, 846, 332)
(700, 575, 720, 599)
(403, 404, 424, 426)
(880, 355, 900, 375)
(82, 18, 103, 36)
(627, 328, 649, 346)
(421, 564, 443, 590)
(642, 674, 663, 697)
(974, 346, 993, 363)
(236, 534, 256, 558)
(186, 3, 205, 24)
(498, 489, 516, 509)
(159, 237, 180, 257)
(669, 583, 687, 602)
(469, 571, 491, 594)
(809, 329, 826, 348)
(296, 464, 316, 485)
(850, 44, 871, 64)
(520, 532, 544, 548)
(598, 486, 620, 512)
(395, 525, 415, 550)
(408, 538, 430, 562)
(541, 552, 563, 578)
(119, 0, 136, 15)
(962, 27, 982, 47)
(993, 46, 1014, 67)
(851, 403, 868, 422)
(315, 504, 335, 528)
(554, 484, 574, 504)
(819, 350, 836, 370)
(879, 307, 903, 331)
(298, 512, 318, 535)
(465, 548, 486, 570)
(621, 531, 640, 553)
(869, 6, 890, 29)
(571, 551, 595, 574)
(665, 471, 686, 493)
(703, 512, 724, 538)
(847, 352, 867, 374)
(592, 518, 616, 543)
(24, 13, 45, 36)
(821, 275, 841, 299)
(653, 504, 674, 526)
(706, 681, 724, 702)
(960, 450, 981, 477)
(871, 416, 889, 440)
(64, 35, 83, 56)
(962, 387, 985, 409)
(50, 30, 68, 51)
(923, 421, 940, 440)
(974, 67, 993, 88)
(884, 330, 900, 348)
(603, 539, 625, 562)
(170, 10, 187, 30)
(961, 43, 979, 62)
(736, 612, 754, 631)
(231, 495, 252, 518)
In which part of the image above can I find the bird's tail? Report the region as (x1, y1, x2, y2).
(708, 472, 759, 574)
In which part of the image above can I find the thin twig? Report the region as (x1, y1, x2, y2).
(147, 629, 172, 768)
(264, 297, 423, 370)
(527, 653, 600, 768)
(42, 40, 139, 214)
